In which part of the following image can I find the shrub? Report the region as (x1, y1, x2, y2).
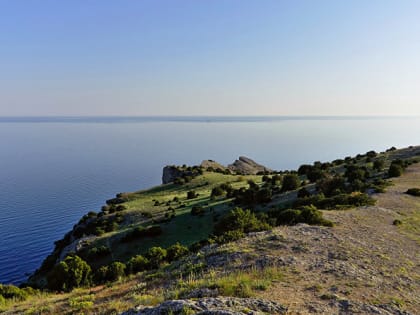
(393, 219, 402, 226)
(146, 247, 167, 266)
(297, 187, 311, 198)
(406, 188, 420, 196)
(373, 159, 385, 171)
(345, 165, 368, 183)
(293, 192, 375, 209)
(121, 225, 162, 242)
(281, 174, 300, 192)
(316, 176, 345, 197)
(94, 266, 109, 284)
(107, 262, 126, 281)
(307, 169, 326, 183)
(298, 164, 313, 176)
(214, 208, 270, 236)
(167, 242, 189, 261)
(191, 206, 205, 216)
(87, 246, 111, 259)
(211, 186, 225, 198)
(187, 191, 197, 199)
(272, 206, 333, 227)
(0, 284, 35, 301)
(388, 164, 403, 177)
(127, 255, 149, 274)
(47, 255, 92, 291)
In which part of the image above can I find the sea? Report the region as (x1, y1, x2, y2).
(0, 116, 419, 284)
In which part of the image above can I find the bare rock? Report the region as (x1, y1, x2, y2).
(123, 297, 287, 315)
(228, 156, 272, 175)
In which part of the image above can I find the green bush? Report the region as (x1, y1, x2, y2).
(146, 247, 167, 266)
(214, 208, 270, 236)
(47, 255, 92, 292)
(281, 174, 300, 192)
(272, 206, 333, 227)
(121, 225, 162, 242)
(0, 284, 36, 301)
(107, 262, 126, 281)
(127, 255, 149, 274)
(316, 176, 346, 197)
(297, 187, 311, 198)
(388, 164, 403, 177)
(294, 192, 375, 209)
(87, 245, 111, 259)
(211, 186, 225, 198)
(167, 242, 189, 261)
(373, 159, 385, 171)
(187, 191, 197, 199)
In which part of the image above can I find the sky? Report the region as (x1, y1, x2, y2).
(0, 0, 419, 116)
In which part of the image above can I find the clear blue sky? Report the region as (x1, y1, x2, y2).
(1, 0, 419, 116)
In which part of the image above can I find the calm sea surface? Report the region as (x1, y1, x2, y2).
(0, 116, 419, 284)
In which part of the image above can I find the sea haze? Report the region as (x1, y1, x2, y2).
(0, 116, 419, 284)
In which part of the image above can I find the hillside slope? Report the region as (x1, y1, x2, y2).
(126, 164, 420, 314)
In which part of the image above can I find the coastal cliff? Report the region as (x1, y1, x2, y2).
(10, 146, 420, 315)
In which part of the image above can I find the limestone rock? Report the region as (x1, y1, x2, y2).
(228, 156, 272, 175)
(123, 297, 287, 315)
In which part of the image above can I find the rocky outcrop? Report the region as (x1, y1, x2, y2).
(162, 157, 272, 183)
(162, 166, 186, 184)
(200, 160, 228, 172)
(228, 156, 272, 175)
(123, 297, 287, 315)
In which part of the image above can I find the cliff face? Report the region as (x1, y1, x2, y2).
(162, 166, 185, 184)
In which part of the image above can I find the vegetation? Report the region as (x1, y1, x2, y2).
(406, 188, 420, 197)
(47, 255, 92, 292)
(21, 146, 417, 297)
(3, 145, 420, 314)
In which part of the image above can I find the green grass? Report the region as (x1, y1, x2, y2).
(83, 172, 263, 265)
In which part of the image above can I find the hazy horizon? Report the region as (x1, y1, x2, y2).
(1, 1, 420, 116)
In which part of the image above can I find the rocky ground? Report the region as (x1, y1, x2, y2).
(128, 164, 420, 315)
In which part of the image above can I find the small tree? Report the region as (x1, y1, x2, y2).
(214, 207, 270, 236)
(187, 191, 197, 199)
(146, 247, 167, 266)
(373, 159, 385, 171)
(127, 255, 149, 274)
(167, 242, 189, 261)
(107, 262, 126, 281)
(388, 164, 403, 177)
(281, 174, 300, 192)
(47, 255, 92, 291)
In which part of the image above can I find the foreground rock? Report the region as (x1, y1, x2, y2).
(123, 297, 287, 315)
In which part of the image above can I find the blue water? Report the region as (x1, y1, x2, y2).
(0, 116, 419, 284)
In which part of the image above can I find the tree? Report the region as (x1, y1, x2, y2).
(187, 191, 197, 199)
(146, 247, 167, 266)
(388, 164, 403, 177)
(47, 255, 92, 291)
(373, 159, 385, 171)
(316, 175, 346, 197)
(167, 242, 189, 261)
(214, 207, 270, 236)
(211, 186, 224, 198)
(107, 262, 126, 281)
(281, 174, 300, 192)
(127, 255, 149, 274)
